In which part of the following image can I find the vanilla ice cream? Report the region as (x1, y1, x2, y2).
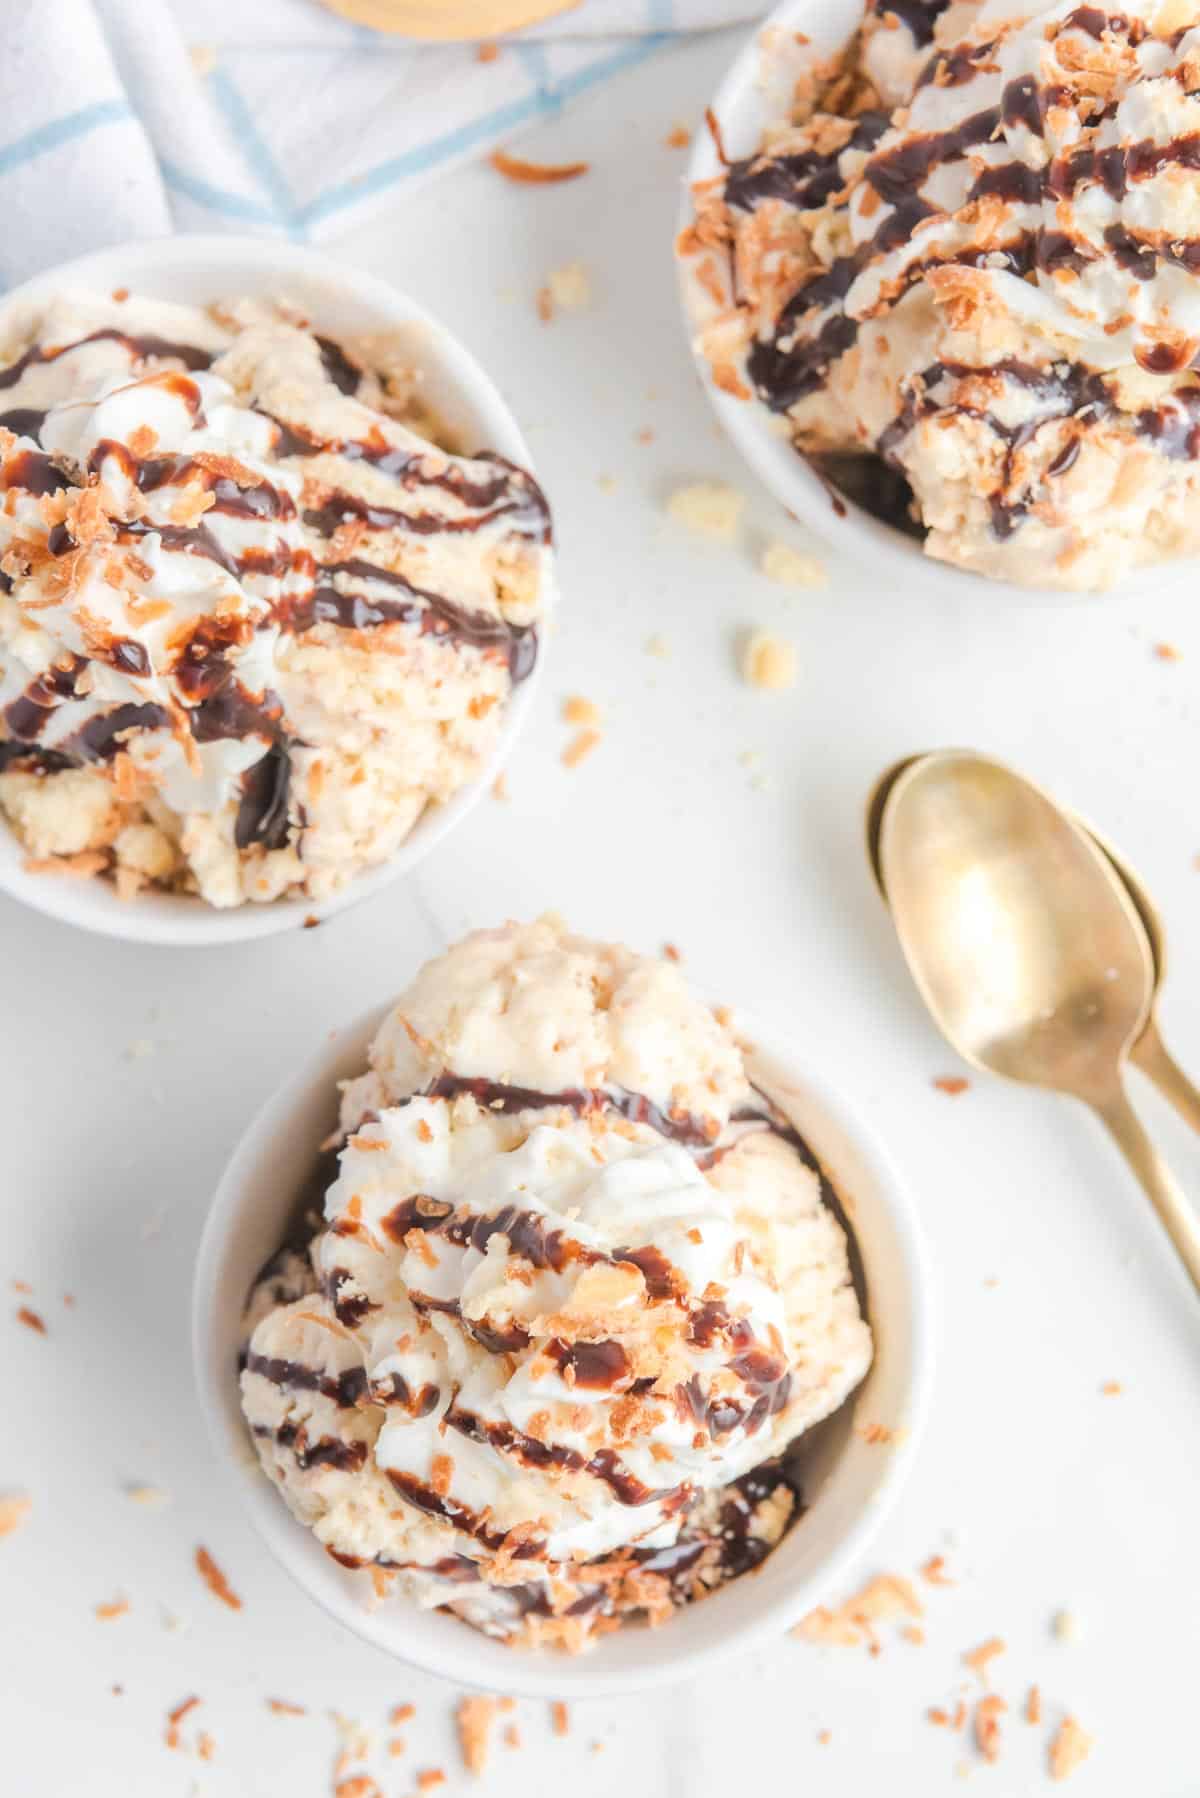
(240, 919, 871, 1651)
(685, 0, 1200, 588)
(0, 292, 550, 904)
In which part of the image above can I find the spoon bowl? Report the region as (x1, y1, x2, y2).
(878, 753, 1153, 1104)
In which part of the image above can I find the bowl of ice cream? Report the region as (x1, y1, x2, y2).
(0, 235, 552, 944)
(678, 0, 1200, 599)
(193, 917, 932, 1697)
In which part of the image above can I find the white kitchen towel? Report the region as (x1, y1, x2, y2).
(0, 0, 759, 289)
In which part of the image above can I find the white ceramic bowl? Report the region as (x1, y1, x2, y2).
(677, 0, 1182, 606)
(193, 1000, 933, 1697)
(0, 235, 549, 945)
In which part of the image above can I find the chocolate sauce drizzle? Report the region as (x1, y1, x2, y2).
(734, 9, 1200, 536)
(0, 327, 214, 391)
(243, 1349, 367, 1409)
(252, 1420, 367, 1473)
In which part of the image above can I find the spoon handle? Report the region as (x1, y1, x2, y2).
(1094, 1087, 1200, 1293)
(1131, 1021, 1200, 1136)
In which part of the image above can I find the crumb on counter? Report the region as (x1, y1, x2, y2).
(562, 728, 602, 769)
(666, 480, 744, 541)
(477, 42, 500, 61)
(165, 1695, 201, 1751)
(491, 772, 510, 802)
(964, 1637, 1006, 1682)
(933, 1076, 970, 1096)
(94, 1597, 130, 1621)
(665, 124, 692, 148)
(457, 1696, 501, 1775)
(974, 1695, 1006, 1763)
(760, 541, 828, 587)
(562, 695, 602, 727)
(796, 1573, 923, 1652)
(16, 1306, 46, 1335)
(547, 262, 591, 312)
(126, 1483, 170, 1507)
(551, 1701, 570, 1735)
(741, 631, 797, 691)
(645, 632, 671, 658)
(267, 1698, 306, 1716)
(1025, 1685, 1042, 1725)
(921, 1554, 954, 1585)
(1154, 642, 1181, 660)
(0, 1492, 32, 1538)
(1049, 1717, 1092, 1780)
(1052, 1608, 1081, 1642)
(1100, 1380, 1122, 1396)
(195, 1546, 242, 1611)
(489, 149, 590, 183)
(415, 1771, 446, 1791)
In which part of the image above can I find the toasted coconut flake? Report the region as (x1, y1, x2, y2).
(964, 1636, 1006, 1681)
(562, 727, 602, 768)
(16, 1305, 47, 1334)
(165, 1695, 200, 1750)
(921, 1554, 954, 1586)
(562, 695, 602, 726)
(1025, 1685, 1042, 1725)
(490, 149, 589, 184)
(1049, 1716, 1092, 1780)
(0, 1493, 32, 1538)
(457, 1695, 501, 1775)
(933, 1075, 969, 1095)
(94, 1597, 130, 1621)
(551, 1700, 570, 1735)
(267, 1697, 306, 1715)
(741, 630, 797, 691)
(415, 1772, 446, 1791)
(974, 1695, 1006, 1763)
(195, 1545, 242, 1610)
(796, 1573, 923, 1651)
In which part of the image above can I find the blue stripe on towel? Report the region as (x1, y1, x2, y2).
(297, 32, 668, 227)
(0, 99, 134, 178)
(207, 66, 305, 236)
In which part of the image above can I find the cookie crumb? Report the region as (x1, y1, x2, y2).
(491, 772, 510, 802)
(415, 1772, 446, 1791)
(667, 480, 744, 541)
(1052, 1608, 1081, 1642)
(94, 1597, 130, 1621)
(933, 1075, 969, 1096)
(741, 631, 797, 691)
(665, 124, 692, 148)
(16, 1306, 46, 1334)
(817, 1729, 832, 1745)
(126, 1483, 169, 1507)
(1100, 1379, 1122, 1396)
(1025, 1685, 1041, 1725)
(551, 1700, 570, 1735)
(1154, 641, 1181, 660)
(267, 1698, 305, 1716)
(921, 1554, 954, 1585)
(760, 541, 827, 587)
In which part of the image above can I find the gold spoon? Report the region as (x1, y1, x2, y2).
(868, 757, 1200, 1134)
(868, 748, 1200, 1292)
(1080, 828, 1200, 1135)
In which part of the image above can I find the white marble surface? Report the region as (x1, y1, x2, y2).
(4, 25, 1200, 1796)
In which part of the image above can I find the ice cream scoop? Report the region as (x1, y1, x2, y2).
(239, 919, 872, 1650)
(0, 291, 551, 905)
(684, 0, 1200, 590)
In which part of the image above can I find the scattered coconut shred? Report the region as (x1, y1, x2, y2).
(666, 480, 744, 541)
(795, 1561, 1095, 1779)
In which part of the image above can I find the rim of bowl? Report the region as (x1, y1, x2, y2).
(192, 998, 934, 1697)
(0, 234, 549, 946)
(676, 0, 1183, 609)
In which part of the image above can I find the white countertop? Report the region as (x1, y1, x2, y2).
(5, 24, 1199, 1797)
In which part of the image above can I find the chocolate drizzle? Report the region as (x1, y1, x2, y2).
(244, 1349, 368, 1409)
(252, 1420, 367, 1473)
(0, 327, 214, 391)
